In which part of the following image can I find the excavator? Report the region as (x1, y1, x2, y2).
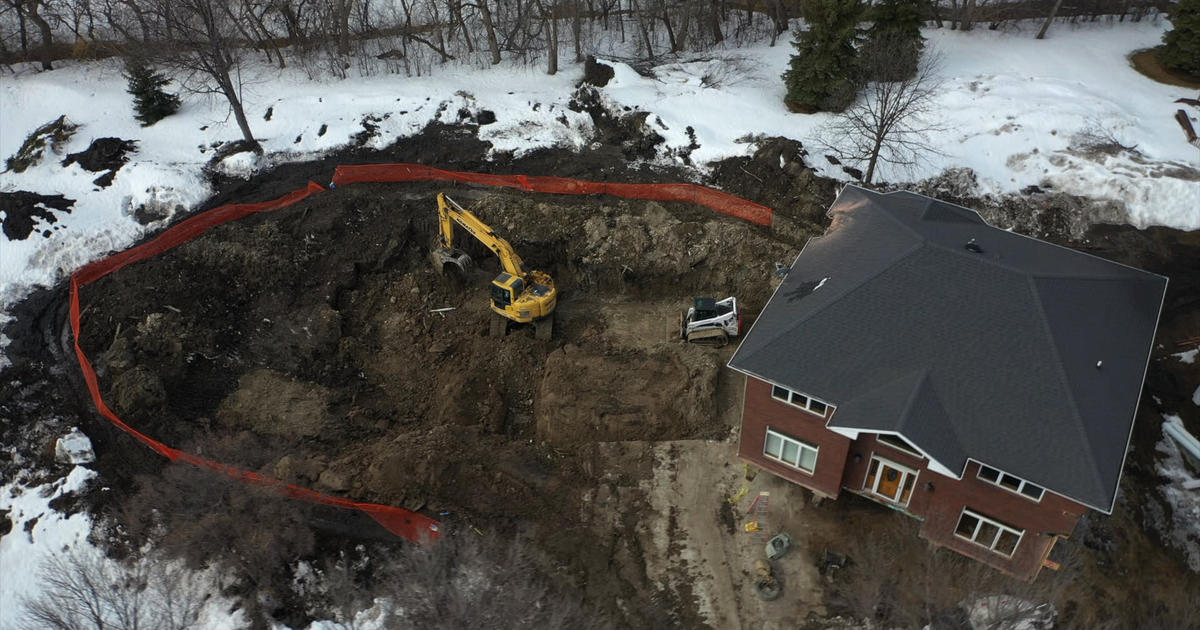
(430, 193, 557, 340)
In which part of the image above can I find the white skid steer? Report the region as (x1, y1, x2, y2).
(680, 297, 740, 347)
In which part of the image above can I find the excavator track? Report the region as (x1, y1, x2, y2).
(686, 328, 729, 347)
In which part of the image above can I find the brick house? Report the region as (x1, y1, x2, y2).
(729, 186, 1167, 580)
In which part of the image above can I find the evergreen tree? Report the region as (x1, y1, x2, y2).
(1160, 0, 1200, 76)
(864, 0, 926, 81)
(124, 60, 182, 127)
(782, 0, 865, 113)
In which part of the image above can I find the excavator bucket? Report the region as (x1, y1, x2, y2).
(431, 247, 473, 277)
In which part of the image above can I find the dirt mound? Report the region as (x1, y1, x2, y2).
(708, 136, 839, 243)
(467, 193, 794, 307)
(537, 344, 720, 445)
(61, 137, 137, 172)
(568, 86, 664, 160)
(580, 56, 615, 87)
(4, 115, 77, 173)
(219, 369, 332, 438)
(904, 168, 1127, 241)
(0, 191, 74, 240)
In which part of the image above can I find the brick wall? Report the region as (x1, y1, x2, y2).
(739, 376, 1089, 580)
(737, 377, 851, 498)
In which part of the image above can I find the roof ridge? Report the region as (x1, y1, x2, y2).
(1024, 273, 1108, 499)
(894, 369, 929, 430)
(897, 372, 965, 475)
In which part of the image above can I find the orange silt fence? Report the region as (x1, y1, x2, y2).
(331, 163, 773, 226)
(69, 163, 773, 545)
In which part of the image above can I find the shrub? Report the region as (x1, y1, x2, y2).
(782, 0, 865, 113)
(1160, 0, 1200, 76)
(124, 60, 182, 127)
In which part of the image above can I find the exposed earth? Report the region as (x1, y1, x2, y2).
(2, 120, 1198, 628)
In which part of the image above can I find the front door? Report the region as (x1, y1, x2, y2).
(864, 455, 917, 506)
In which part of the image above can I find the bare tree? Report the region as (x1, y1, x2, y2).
(143, 0, 260, 148)
(373, 532, 617, 629)
(21, 546, 209, 630)
(12, 0, 53, 70)
(1036, 0, 1066, 39)
(819, 41, 945, 185)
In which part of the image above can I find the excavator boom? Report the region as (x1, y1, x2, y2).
(437, 193, 527, 278)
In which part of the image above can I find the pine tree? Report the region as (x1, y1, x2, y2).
(1160, 0, 1200, 76)
(782, 0, 865, 113)
(864, 0, 926, 81)
(124, 60, 182, 127)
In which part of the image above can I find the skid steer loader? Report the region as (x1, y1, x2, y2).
(680, 297, 740, 347)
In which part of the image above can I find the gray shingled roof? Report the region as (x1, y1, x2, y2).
(729, 185, 1167, 512)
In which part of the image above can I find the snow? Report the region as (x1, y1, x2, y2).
(1194, 386, 1200, 407)
(216, 150, 264, 180)
(0, 57, 591, 342)
(963, 594, 1055, 630)
(1155, 414, 1200, 572)
(0, 466, 97, 625)
(54, 427, 96, 464)
(0, 463, 250, 630)
(1, 17, 1198, 628)
(2, 22, 1197, 368)
(599, 20, 1199, 230)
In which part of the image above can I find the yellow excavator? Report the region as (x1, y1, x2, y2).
(430, 193, 557, 339)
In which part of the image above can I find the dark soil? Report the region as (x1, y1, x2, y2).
(1129, 48, 1200, 89)
(0, 191, 74, 240)
(4, 117, 1199, 628)
(61, 137, 138, 173)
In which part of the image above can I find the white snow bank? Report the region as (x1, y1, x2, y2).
(0, 466, 97, 625)
(0, 57, 590, 332)
(54, 427, 96, 464)
(963, 594, 1055, 630)
(1176, 347, 1199, 364)
(0, 465, 248, 630)
(2, 22, 1197, 368)
(599, 20, 1200, 229)
(1155, 414, 1200, 572)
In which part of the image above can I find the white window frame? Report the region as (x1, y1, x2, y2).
(863, 454, 919, 506)
(954, 508, 1024, 557)
(770, 384, 831, 418)
(977, 465, 1046, 502)
(763, 428, 819, 474)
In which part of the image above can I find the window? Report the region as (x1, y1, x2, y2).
(955, 509, 1024, 557)
(764, 428, 818, 473)
(977, 465, 1045, 502)
(863, 455, 918, 506)
(877, 434, 924, 458)
(770, 384, 831, 417)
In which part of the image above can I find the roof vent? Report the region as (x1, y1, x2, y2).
(1096, 360, 1103, 369)
(964, 238, 983, 254)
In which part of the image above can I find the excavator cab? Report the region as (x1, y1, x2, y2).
(490, 273, 522, 308)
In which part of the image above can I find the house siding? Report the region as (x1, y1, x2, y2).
(737, 377, 850, 498)
(739, 377, 1088, 581)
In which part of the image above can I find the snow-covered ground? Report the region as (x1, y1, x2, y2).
(598, 20, 1200, 228)
(1156, 414, 1200, 572)
(2, 20, 1197, 342)
(1, 17, 1198, 629)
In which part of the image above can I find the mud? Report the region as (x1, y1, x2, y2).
(0, 191, 74, 240)
(61, 137, 138, 172)
(4, 119, 1200, 628)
